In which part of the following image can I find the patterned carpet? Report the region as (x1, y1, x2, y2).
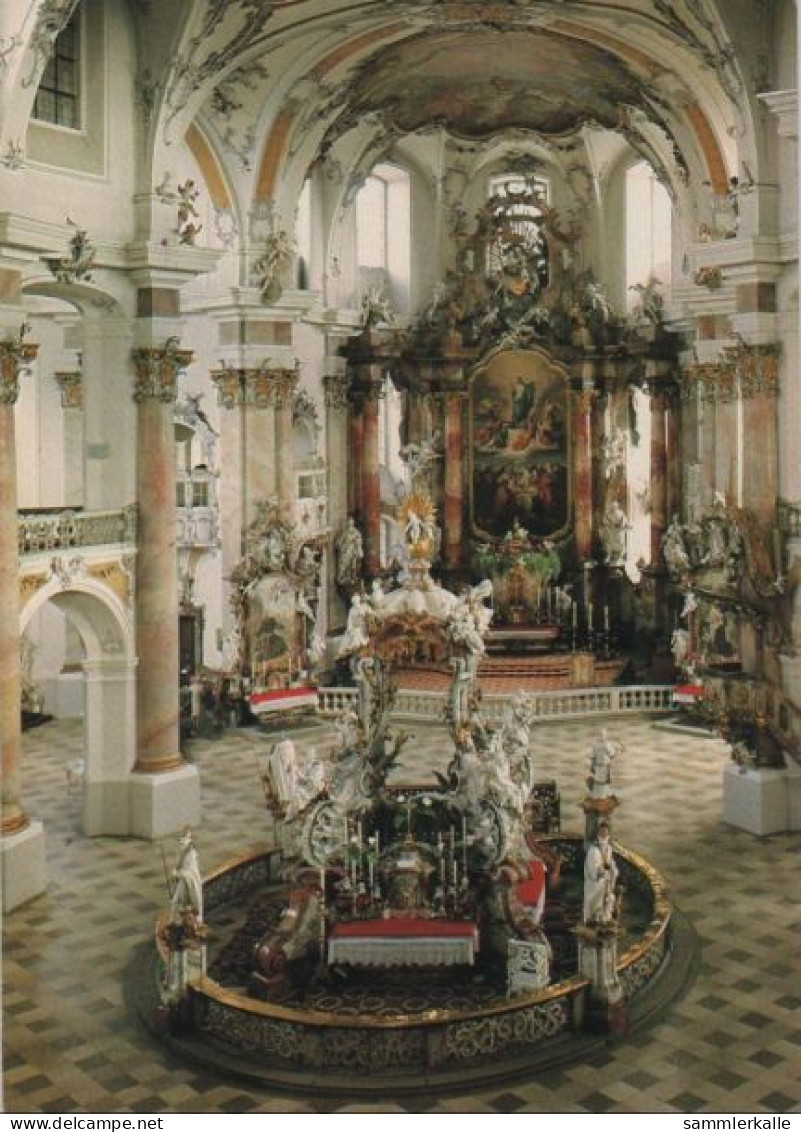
(4, 713, 801, 1114)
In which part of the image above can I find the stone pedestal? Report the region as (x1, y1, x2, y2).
(723, 762, 801, 835)
(581, 794, 619, 845)
(1, 820, 46, 912)
(577, 925, 627, 1035)
(129, 764, 201, 839)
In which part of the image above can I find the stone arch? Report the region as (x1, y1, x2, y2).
(21, 576, 136, 837)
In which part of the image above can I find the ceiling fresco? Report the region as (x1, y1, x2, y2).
(327, 28, 649, 140)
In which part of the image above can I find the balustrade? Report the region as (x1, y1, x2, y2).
(318, 684, 674, 722)
(18, 507, 137, 556)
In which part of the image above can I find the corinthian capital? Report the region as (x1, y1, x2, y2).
(0, 324, 38, 405)
(132, 338, 193, 403)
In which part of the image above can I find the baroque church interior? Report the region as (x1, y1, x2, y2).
(2, 0, 800, 1116)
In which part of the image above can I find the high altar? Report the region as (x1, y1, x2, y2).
(339, 183, 682, 689)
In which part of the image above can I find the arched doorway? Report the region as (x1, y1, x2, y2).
(21, 577, 136, 837)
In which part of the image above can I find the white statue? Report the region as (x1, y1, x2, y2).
(583, 821, 619, 924)
(662, 514, 691, 576)
(671, 627, 690, 670)
(222, 625, 241, 670)
(681, 590, 698, 621)
(404, 509, 425, 544)
(600, 499, 630, 567)
(307, 633, 325, 670)
(486, 731, 528, 822)
(335, 518, 364, 587)
(296, 589, 316, 622)
(337, 592, 371, 657)
(588, 728, 620, 798)
(267, 738, 326, 821)
(170, 829, 203, 925)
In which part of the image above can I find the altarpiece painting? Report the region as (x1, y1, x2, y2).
(470, 348, 570, 541)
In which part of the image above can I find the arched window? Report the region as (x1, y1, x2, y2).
(33, 7, 82, 129)
(625, 162, 672, 307)
(355, 163, 411, 312)
(295, 178, 312, 290)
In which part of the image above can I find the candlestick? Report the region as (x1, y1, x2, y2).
(572, 601, 578, 628)
(604, 605, 610, 633)
(461, 815, 468, 875)
(588, 602, 594, 630)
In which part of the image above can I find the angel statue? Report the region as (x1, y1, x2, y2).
(399, 431, 442, 487)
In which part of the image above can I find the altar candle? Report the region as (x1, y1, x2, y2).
(572, 601, 578, 628)
(604, 605, 610, 632)
(368, 860, 374, 890)
(461, 815, 468, 873)
(588, 602, 594, 629)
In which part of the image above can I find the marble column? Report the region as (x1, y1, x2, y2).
(740, 348, 779, 526)
(54, 371, 85, 507)
(573, 386, 596, 562)
(443, 390, 465, 570)
(324, 373, 351, 629)
(665, 387, 682, 525)
(349, 398, 365, 519)
(0, 332, 38, 836)
(210, 366, 245, 577)
(241, 367, 278, 526)
(131, 344, 192, 776)
(274, 365, 299, 513)
(649, 387, 669, 564)
(361, 381, 383, 575)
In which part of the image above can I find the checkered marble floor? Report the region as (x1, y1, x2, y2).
(5, 712, 801, 1114)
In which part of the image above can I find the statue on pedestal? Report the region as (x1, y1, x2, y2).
(587, 729, 620, 799)
(583, 821, 619, 925)
(335, 517, 364, 588)
(600, 499, 630, 568)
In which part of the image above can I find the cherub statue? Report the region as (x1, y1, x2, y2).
(629, 277, 665, 324)
(360, 287, 395, 328)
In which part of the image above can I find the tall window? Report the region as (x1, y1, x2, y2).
(33, 8, 81, 129)
(625, 162, 672, 307)
(354, 163, 411, 311)
(295, 178, 312, 290)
